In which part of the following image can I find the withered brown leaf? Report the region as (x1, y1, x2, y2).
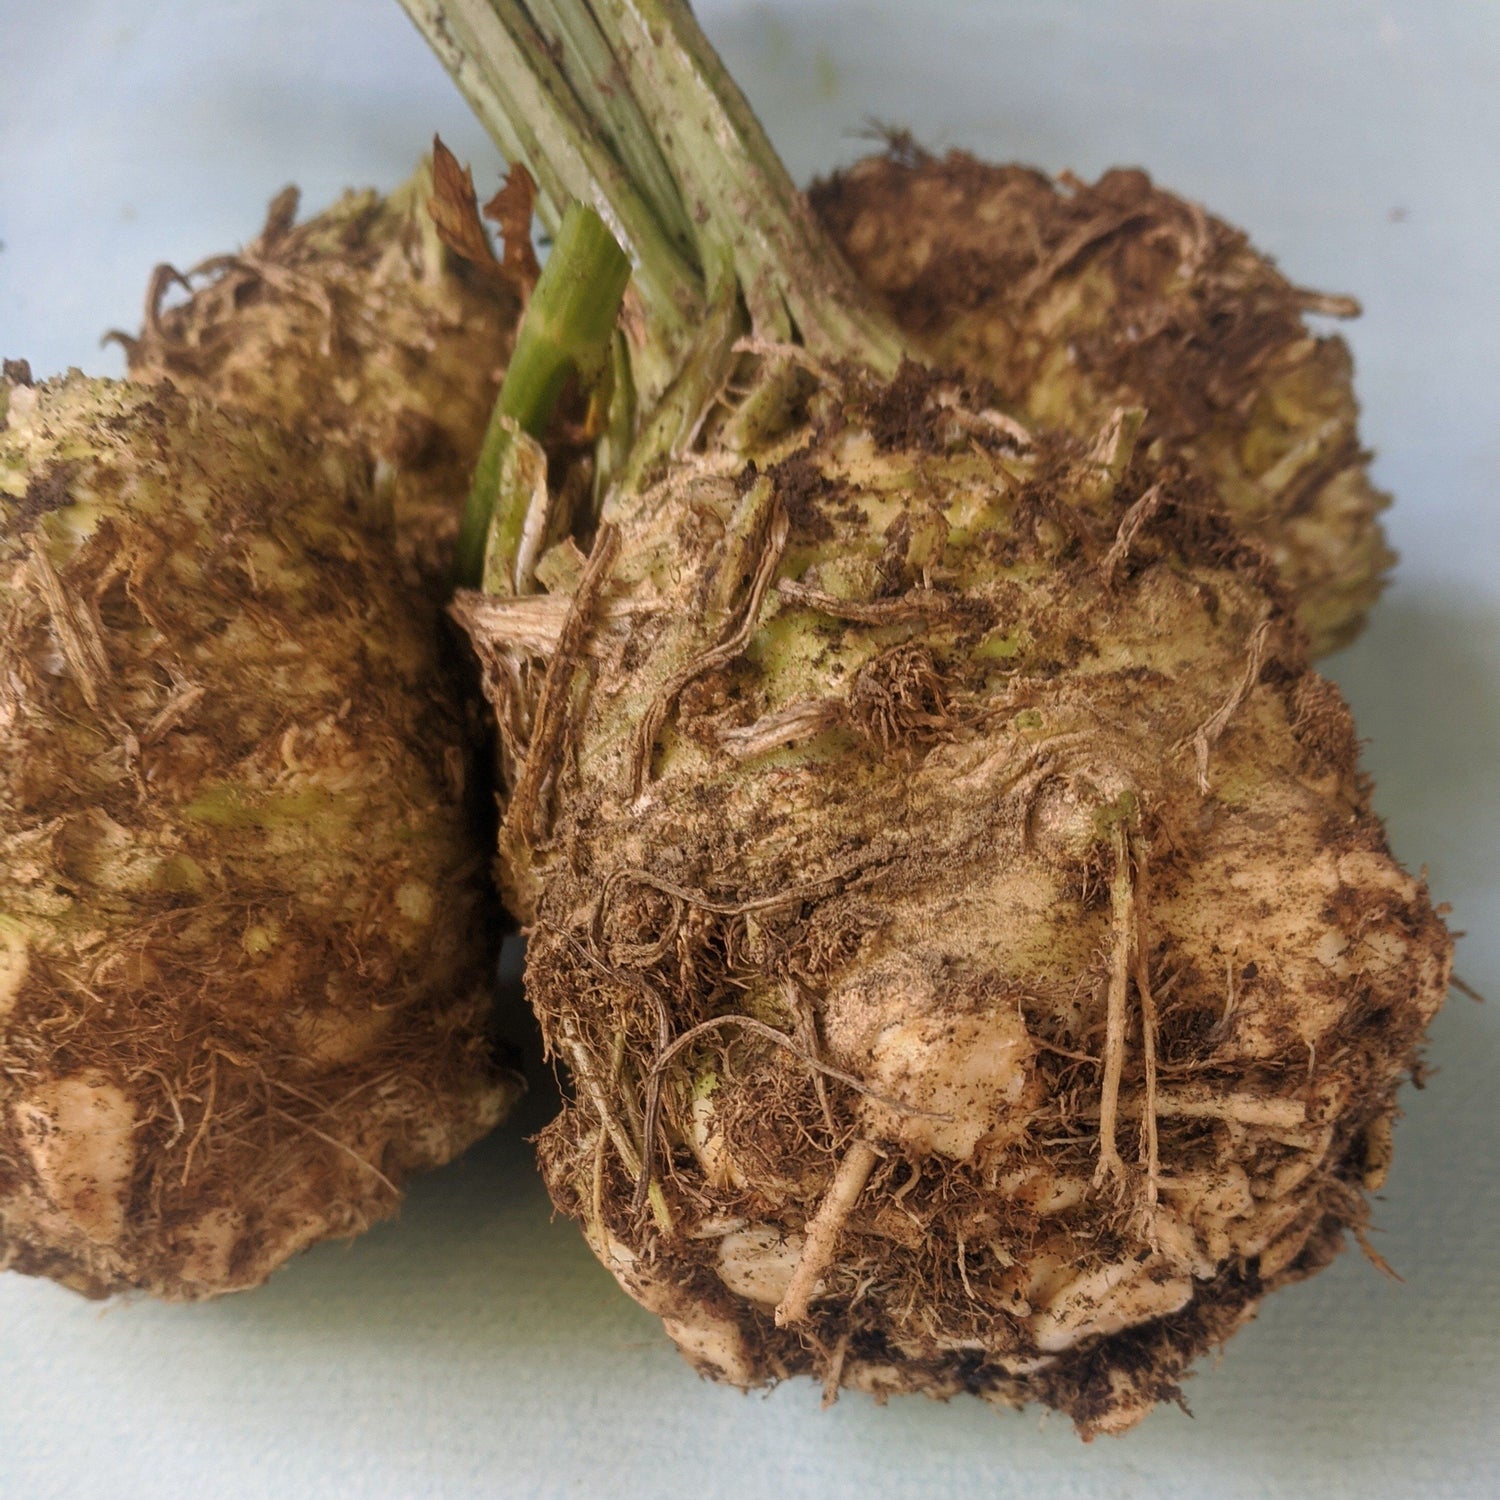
(483, 163, 542, 297)
(428, 135, 505, 281)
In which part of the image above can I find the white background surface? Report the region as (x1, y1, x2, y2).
(2, 3, 1497, 1496)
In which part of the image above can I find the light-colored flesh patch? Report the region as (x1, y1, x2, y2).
(12, 1073, 136, 1245)
(0, 917, 28, 1025)
(716, 1224, 807, 1306)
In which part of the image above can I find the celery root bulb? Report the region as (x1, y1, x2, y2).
(470, 364, 1450, 1434)
(0, 374, 518, 1299)
(118, 169, 520, 590)
(398, 0, 1449, 1435)
(811, 150, 1393, 655)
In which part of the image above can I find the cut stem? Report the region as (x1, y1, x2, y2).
(455, 201, 630, 586)
(400, 0, 909, 421)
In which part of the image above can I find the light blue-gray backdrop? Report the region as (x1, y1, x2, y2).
(1, 3, 1496, 1496)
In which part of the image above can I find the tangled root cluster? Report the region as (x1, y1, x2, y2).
(811, 147, 1393, 655)
(464, 360, 1448, 1434)
(0, 374, 518, 1298)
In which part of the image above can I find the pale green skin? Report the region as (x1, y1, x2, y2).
(0, 375, 515, 1299)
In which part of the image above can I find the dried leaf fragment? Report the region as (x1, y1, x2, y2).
(428, 134, 506, 282)
(484, 162, 543, 295)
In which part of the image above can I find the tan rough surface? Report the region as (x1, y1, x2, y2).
(810, 149, 1394, 655)
(463, 360, 1448, 1434)
(0, 374, 519, 1299)
(117, 168, 519, 591)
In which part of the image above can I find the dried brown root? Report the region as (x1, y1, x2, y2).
(1184, 618, 1273, 793)
(504, 524, 620, 847)
(1132, 846, 1162, 1211)
(631, 490, 789, 795)
(819, 1333, 851, 1407)
(1101, 484, 1166, 588)
(774, 577, 956, 625)
(1093, 824, 1138, 1193)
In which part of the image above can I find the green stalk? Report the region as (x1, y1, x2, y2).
(455, 201, 631, 587)
(582, 0, 904, 367)
(399, 0, 910, 406)
(528, 0, 700, 259)
(402, 0, 701, 372)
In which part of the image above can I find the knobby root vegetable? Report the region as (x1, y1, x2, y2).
(811, 147, 1393, 656)
(0, 372, 519, 1299)
(113, 164, 521, 590)
(404, 0, 1452, 1433)
(498, 364, 1448, 1436)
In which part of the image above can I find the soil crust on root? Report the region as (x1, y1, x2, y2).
(115, 168, 521, 592)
